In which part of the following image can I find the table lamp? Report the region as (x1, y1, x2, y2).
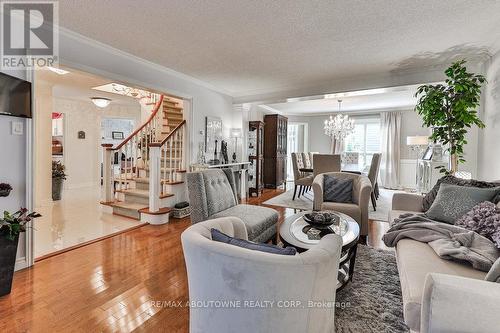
(230, 128, 242, 163)
(406, 136, 429, 159)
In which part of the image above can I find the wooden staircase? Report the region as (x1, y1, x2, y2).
(101, 96, 187, 222)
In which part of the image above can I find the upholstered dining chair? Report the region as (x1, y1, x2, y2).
(309, 152, 319, 168)
(181, 216, 342, 333)
(343, 152, 359, 165)
(312, 172, 372, 237)
(302, 152, 312, 170)
(186, 169, 279, 243)
(312, 154, 341, 179)
(292, 153, 313, 200)
(367, 153, 382, 210)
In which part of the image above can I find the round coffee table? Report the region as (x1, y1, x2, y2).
(279, 211, 360, 290)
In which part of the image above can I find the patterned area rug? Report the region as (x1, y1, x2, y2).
(263, 188, 400, 222)
(335, 245, 409, 332)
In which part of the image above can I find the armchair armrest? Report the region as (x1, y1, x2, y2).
(312, 174, 325, 211)
(420, 273, 500, 333)
(392, 193, 424, 212)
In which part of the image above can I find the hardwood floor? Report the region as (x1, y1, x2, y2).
(0, 189, 390, 332)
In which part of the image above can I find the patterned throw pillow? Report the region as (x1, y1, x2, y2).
(456, 201, 500, 248)
(211, 228, 297, 255)
(425, 183, 500, 224)
(323, 175, 353, 203)
(422, 175, 500, 212)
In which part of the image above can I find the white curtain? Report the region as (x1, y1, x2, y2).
(379, 112, 401, 189)
(330, 137, 344, 154)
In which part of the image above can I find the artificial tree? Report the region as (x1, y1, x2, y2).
(415, 60, 486, 174)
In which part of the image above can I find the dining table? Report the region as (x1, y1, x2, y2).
(299, 163, 367, 175)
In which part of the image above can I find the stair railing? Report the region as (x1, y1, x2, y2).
(102, 95, 164, 203)
(148, 120, 187, 212)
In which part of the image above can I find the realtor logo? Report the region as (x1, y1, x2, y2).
(1, 1, 58, 70)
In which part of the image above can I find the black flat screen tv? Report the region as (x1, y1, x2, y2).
(0, 72, 32, 118)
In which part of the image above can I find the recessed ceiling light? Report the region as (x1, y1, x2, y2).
(46, 66, 70, 75)
(91, 97, 111, 108)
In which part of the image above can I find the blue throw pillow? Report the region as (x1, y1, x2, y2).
(323, 175, 353, 203)
(211, 228, 297, 255)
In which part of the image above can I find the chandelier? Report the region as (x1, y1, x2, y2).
(323, 99, 355, 140)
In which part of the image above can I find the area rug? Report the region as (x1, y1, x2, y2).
(263, 188, 400, 222)
(335, 245, 409, 332)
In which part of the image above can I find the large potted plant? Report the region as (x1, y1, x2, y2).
(415, 60, 486, 174)
(52, 161, 67, 201)
(0, 208, 40, 296)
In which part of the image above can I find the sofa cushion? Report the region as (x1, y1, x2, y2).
(425, 183, 500, 224)
(395, 238, 486, 332)
(324, 175, 353, 203)
(202, 169, 237, 216)
(422, 175, 500, 212)
(455, 201, 500, 248)
(211, 204, 278, 242)
(211, 228, 296, 255)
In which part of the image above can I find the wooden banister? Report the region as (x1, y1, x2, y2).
(149, 120, 186, 148)
(108, 95, 164, 151)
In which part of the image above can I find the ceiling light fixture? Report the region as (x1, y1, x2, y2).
(46, 66, 70, 75)
(324, 99, 355, 140)
(91, 97, 111, 108)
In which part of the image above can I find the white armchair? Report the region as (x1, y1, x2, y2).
(181, 216, 342, 333)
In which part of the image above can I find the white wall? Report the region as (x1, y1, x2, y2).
(478, 51, 500, 181)
(58, 29, 235, 164)
(0, 68, 31, 271)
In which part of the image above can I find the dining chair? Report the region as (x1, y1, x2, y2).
(343, 152, 359, 165)
(302, 152, 312, 169)
(291, 153, 313, 200)
(367, 153, 382, 210)
(309, 152, 319, 168)
(312, 154, 341, 179)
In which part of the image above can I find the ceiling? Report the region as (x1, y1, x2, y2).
(58, 1, 500, 98)
(261, 84, 420, 115)
(36, 67, 143, 107)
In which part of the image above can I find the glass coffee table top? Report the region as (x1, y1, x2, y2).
(280, 211, 359, 251)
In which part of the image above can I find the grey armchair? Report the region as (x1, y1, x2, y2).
(312, 172, 372, 236)
(181, 216, 342, 333)
(186, 169, 279, 243)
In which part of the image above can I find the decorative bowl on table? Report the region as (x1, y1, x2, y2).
(303, 212, 339, 230)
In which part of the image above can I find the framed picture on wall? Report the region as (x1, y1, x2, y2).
(422, 146, 433, 160)
(112, 131, 124, 140)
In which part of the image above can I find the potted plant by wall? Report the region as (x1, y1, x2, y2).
(0, 208, 41, 296)
(0, 183, 12, 197)
(415, 60, 486, 174)
(52, 161, 67, 201)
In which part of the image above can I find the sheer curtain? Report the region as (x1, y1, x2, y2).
(379, 112, 401, 189)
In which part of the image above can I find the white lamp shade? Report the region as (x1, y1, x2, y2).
(406, 135, 429, 146)
(91, 97, 111, 108)
(230, 128, 242, 138)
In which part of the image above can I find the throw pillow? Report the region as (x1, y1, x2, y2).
(422, 175, 500, 212)
(485, 257, 500, 283)
(211, 228, 297, 255)
(425, 183, 500, 224)
(455, 201, 500, 248)
(323, 175, 353, 203)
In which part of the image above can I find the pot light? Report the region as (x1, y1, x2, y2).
(46, 66, 70, 75)
(91, 97, 111, 108)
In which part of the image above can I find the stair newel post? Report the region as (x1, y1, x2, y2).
(102, 144, 114, 203)
(169, 137, 173, 182)
(181, 126, 185, 171)
(174, 131, 178, 178)
(148, 142, 162, 213)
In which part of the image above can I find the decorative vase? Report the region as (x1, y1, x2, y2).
(52, 178, 63, 201)
(0, 234, 19, 297)
(0, 189, 11, 197)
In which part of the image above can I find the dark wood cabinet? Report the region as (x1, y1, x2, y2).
(248, 121, 265, 197)
(264, 114, 288, 189)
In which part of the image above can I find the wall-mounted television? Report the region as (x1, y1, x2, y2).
(0, 72, 32, 118)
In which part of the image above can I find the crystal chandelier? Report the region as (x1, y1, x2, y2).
(324, 99, 355, 140)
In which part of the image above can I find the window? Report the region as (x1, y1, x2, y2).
(344, 117, 380, 168)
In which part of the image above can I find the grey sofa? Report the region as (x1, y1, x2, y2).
(313, 172, 372, 236)
(390, 193, 500, 332)
(186, 169, 279, 243)
(181, 216, 342, 333)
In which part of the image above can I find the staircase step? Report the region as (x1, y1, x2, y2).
(118, 189, 149, 198)
(135, 177, 184, 185)
(109, 201, 147, 220)
(163, 105, 183, 111)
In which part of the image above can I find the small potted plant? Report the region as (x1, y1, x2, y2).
(0, 208, 41, 296)
(52, 161, 67, 201)
(0, 183, 12, 197)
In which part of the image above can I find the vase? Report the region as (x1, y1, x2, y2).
(52, 178, 64, 201)
(0, 234, 19, 297)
